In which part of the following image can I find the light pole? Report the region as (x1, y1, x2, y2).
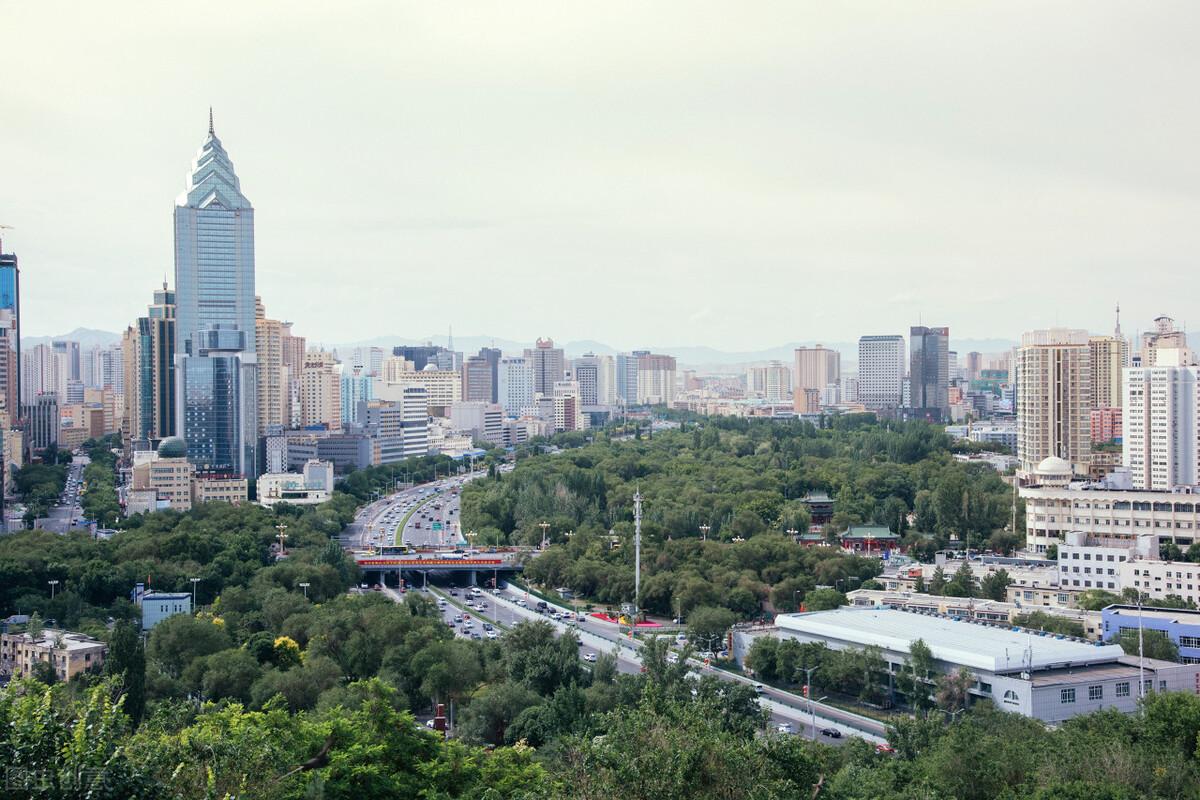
(786, 528, 798, 540)
(275, 524, 289, 556)
(699, 524, 710, 542)
(299, 582, 310, 599)
(48, 579, 59, 600)
(190, 577, 201, 608)
(803, 665, 821, 739)
(793, 589, 802, 613)
(538, 521, 550, 550)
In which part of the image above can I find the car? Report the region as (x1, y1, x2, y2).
(753, 684, 765, 694)
(446, 620, 455, 628)
(453, 616, 462, 623)
(471, 633, 482, 640)
(486, 630, 499, 639)
(425, 719, 437, 728)
(777, 723, 793, 734)
(875, 744, 894, 755)
(583, 652, 597, 663)
(820, 728, 842, 739)
(482, 623, 493, 631)
(667, 653, 679, 664)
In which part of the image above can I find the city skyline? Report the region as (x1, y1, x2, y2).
(5, 2, 1200, 349)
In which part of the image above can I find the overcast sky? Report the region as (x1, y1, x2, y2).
(3, 2, 1199, 351)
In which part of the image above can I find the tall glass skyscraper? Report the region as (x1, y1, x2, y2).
(173, 112, 258, 476)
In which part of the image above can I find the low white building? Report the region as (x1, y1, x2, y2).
(1020, 463, 1200, 554)
(256, 459, 334, 507)
(771, 607, 1200, 724)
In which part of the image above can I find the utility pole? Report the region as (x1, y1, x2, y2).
(634, 487, 643, 622)
(538, 521, 550, 550)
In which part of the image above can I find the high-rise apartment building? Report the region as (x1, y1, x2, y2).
(746, 361, 793, 403)
(52, 341, 80, 384)
(793, 346, 840, 414)
(525, 338, 566, 396)
(1140, 315, 1195, 367)
(1123, 352, 1200, 490)
(572, 354, 606, 406)
(462, 354, 494, 403)
(909, 326, 950, 421)
(340, 370, 373, 426)
(377, 365, 461, 411)
(857, 336, 905, 411)
(636, 354, 677, 406)
(1016, 328, 1092, 477)
(616, 352, 646, 406)
(123, 283, 177, 442)
(280, 322, 305, 428)
(173, 112, 258, 477)
(498, 357, 534, 416)
(1089, 335, 1129, 410)
(300, 350, 341, 428)
(255, 298, 287, 436)
(24, 393, 59, 453)
(21, 344, 61, 404)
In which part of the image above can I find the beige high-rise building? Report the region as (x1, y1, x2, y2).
(1016, 328, 1092, 477)
(793, 346, 840, 414)
(1088, 334, 1129, 410)
(255, 298, 287, 435)
(377, 365, 461, 411)
(1140, 315, 1195, 367)
(300, 349, 341, 428)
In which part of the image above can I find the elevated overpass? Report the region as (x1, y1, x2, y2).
(354, 550, 525, 587)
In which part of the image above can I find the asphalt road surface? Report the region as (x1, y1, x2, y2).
(40, 455, 88, 534)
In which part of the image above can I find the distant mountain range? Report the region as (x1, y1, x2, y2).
(22, 328, 122, 349)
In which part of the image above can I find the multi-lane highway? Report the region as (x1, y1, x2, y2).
(347, 470, 887, 745)
(41, 454, 88, 534)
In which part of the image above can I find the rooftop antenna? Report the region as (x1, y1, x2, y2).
(208, 106, 214, 136)
(448, 324, 454, 352)
(1114, 302, 1122, 338)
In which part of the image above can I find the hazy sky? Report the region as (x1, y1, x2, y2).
(4, 2, 1199, 350)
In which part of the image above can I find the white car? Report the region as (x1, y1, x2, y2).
(754, 684, 766, 694)
(776, 723, 793, 734)
(486, 630, 499, 639)
(583, 652, 597, 663)
(667, 653, 680, 664)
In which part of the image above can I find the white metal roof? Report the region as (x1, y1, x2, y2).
(776, 607, 1124, 673)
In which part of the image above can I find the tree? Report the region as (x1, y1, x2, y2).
(1112, 629, 1179, 662)
(979, 569, 1012, 601)
(945, 562, 975, 597)
(935, 667, 974, 712)
(1076, 589, 1122, 611)
(929, 566, 947, 595)
(146, 613, 231, 678)
(687, 606, 738, 653)
(802, 588, 846, 611)
(1013, 612, 1084, 638)
(105, 619, 146, 725)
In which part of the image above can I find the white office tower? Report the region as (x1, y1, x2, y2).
(400, 387, 429, 457)
(1016, 329, 1091, 478)
(498, 357, 534, 417)
(1124, 350, 1200, 490)
(857, 335, 905, 410)
(596, 355, 617, 405)
(746, 361, 793, 403)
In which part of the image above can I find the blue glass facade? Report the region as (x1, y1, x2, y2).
(173, 117, 257, 477)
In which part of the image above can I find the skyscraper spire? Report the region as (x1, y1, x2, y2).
(1115, 302, 1122, 337)
(208, 106, 214, 137)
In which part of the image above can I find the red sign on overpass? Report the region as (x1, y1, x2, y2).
(356, 558, 506, 567)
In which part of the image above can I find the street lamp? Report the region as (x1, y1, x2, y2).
(731, 536, 745, 544)
(793, 589, 803, 612)
(190, 577, 201, 608)
(537, 521, 550, 550)
(786, 528, 798, 540)
(699, 524, 710, 542)
(47, 580, 59, 600)
(275, 524, 289, 556)
(299, 582, 310, 599)
(802, 665, 821, 739)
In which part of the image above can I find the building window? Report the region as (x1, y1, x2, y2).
(1061, 688, 1076, 704)
(1180, 636, 1200, 649)
(1088, 685, 1103, 701)
(1116, 682, 1130, 697)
